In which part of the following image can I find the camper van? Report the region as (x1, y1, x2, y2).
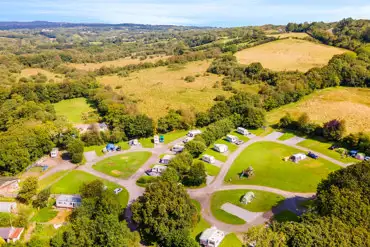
(237, 127, 249, 135)
(172, 144, 185, 153)
(202, 155, 216, 164)
(154, 135, 159, 144)
(187, 130, 202, 137)
(226, 135, 238, 143)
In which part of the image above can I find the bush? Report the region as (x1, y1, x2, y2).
(214, 95, 226, 101)
(184, 75, 195, 83)
(185, 141, 207, 158)
(323, 119, 346, 141)
(183, 162, 207, 186)
(67, 138, 84, 163)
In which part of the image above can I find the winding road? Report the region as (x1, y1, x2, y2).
(45, 131, 349, 233)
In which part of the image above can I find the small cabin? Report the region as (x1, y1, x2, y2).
(213, 144, 228, 153)
(172, 144, 184, 153)
(187, 130, 202, 137)
(291, 153, 307, 163)
(56, 194, 82, 209)
(237, 127, 249, 135)
(199, 226, 225, 247)
(50, 148, 59, 158)
(202, 155, 216, 164)
(226, 135, 238, 143)
(160, 155, 175, 164)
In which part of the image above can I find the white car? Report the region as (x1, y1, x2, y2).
(114, 188, 123, 194)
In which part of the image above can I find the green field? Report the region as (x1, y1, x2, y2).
(220, 233, 243, 247)
(50, 170, 129, 206)
(32, 208, 58, 222)
(203, 162, 221, 176)
(53, 98, 98, 124)
(211, 190, 285, 224)
(297, 138, 358, 163)
(225, 142, 340, 192)
(93, 152, 151, 178)
(162, 130, 188, 144)
(39, 170, 69, 190)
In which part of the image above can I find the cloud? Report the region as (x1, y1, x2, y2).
(1, 0, 370, 26)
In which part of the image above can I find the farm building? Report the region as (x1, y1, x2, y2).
(160, 155, 175, 164)
(241, 192, 255, 205)
(56, 194, 82, 209)
(0, 202, 17, 213)
(187, 130, 202, 137)
(0, 177, 20, 196)
(202, 155, 216, 164)
(147, 165, 167, 176)
(199, 226, 225, 247)
(172, 144, 184, 153)
(213, 144, 228, 153)
(0, 227, 24, 243)
(226, 135, 238, 143)
(50, 148, 59, 158)
(237, 127, 249, 135)
(291, 153, 307, 163)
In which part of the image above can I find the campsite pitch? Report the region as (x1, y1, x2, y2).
(93, 152, 151, 178)
(224, 142, 340, 192)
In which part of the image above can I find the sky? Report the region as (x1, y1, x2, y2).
(1, 0, 370, 27)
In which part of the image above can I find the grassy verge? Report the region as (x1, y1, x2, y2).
(203, 162, 221, 176)
(225, 141, 340, 192)
(191, 199, 211, 242)
(93, 152, 151, 178)
(162, 130, 188, 144)
(38, 170, 69, 190)
(50, 170, 129, 206)
(220, 233, 243, 247)
(136, 175, 156, 187)
(278, 132, 296, 141)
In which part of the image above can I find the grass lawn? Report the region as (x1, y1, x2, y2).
(84, 141, 130, 157)
(211, 190, 284, 225)
(162, 130, 188, 144)
(278, 132, 296, 141)
(201, 137, 238, 162)
(231, 131, 250, 142)
(32, 208, 58, 223)
(136, 175, 156, 187)
(225, 142, 340, 192)
(139, 138, 154, 148)
(220, 233, 243, 247)
(273, 210, 299, 223)
(31, 224, 58, 242)
(93, 152, 151, 178)
(53, 98, 98, 124)
(203, 162, 221, 176)
(38, 170, 69, 190)
(50, 170, 129, 206)
(298, 138, 358, 163)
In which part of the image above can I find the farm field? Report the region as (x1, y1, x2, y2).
(211, 190, 284, 224)
(53, 98, 98, 124)
(224, 142, 340, 192)
(267, 87, 370, 134)
(266, 32, 310, 38)
(99, 60, 230, 119)
(93, 152, 151, 178)
(235, 39, 348, 72)
(50, 170, 129, 206)
(68, 55, 169, 71)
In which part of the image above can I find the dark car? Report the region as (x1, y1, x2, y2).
(329, 144, 339, 150)
(115, 146, 122, 151)
(235, 140, 244, 145)
(307, 152, 319, 159)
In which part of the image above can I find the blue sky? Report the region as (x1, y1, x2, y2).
(1, 0, 370, 27)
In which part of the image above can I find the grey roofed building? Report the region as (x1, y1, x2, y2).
(56, 194, 82, 209)
(0, 202, 17, 213)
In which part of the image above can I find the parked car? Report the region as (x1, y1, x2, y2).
(329, 144, 339, 150)
(349, 150, 358, 157)
(235, 140, 244, 145)
(114, 188, 123, 194)
(307, 152, 319, 159)
(364, 156, 370, 161)
(115, 146, 121, 151)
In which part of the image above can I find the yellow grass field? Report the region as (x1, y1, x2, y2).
(99, 60, 230, 119)
(267, 32, 310, 38)
(267, 87, 370, 134)
(235, 39, 349, 72)
(68, 55, 169, 71)
(20, 68, 64, 82)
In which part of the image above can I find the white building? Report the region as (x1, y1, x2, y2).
(237, 127, 249, 135)
(226, 135, 238, 143)
(50, 148, 59, 158)
(172, 144, 184, 153)
(199, 227, 225, 247)
(0, 202, 17, 213)
(202, 155, 216, 164)
(160, 155, 175, 164)
(213, 144, 228, 153)
(56, 194, 82, 209)
(291, 153, 307, 163)
(187, 130, 202, 137)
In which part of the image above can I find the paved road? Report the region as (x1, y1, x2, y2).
(40, 131, 347, 233)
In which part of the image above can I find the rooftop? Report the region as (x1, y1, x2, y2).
(0, 177, 19, 186)
(200, 227, 224, 241)
(56, 194, 81, 203)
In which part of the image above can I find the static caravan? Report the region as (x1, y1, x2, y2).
(226, 135, 238, 143)
(199, 227, 225, 247)
(237, 127, 249, 135)
(187, 130, 202, 137)
(56, 194, 82, 209)
(50, 148, 59, 158)
(213, 144, 228, 153)
(291, 153, 307, 163)
(172, 144, 185, 153)
(154, 135, 159, 144)
(160, 155, 175, 164)
(202, 155, 216, 164)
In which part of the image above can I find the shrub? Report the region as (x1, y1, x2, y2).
(184, 76, 195, 83)
(185, 141, 207, 158)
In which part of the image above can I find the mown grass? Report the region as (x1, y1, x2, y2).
(278, 132, 296, 141)
(84, 141, 130, 157)
(99, 60, 231, 120)
(203, 162, 221, 176)
(298, 138, 358, 163)
(38, 170, 69, 190)
(32, 208, 58, 223)
(220, 233, 243, 247)
(161, 130, 188, 144)
(235, 39, 349, 72)
(211, 189, 285, 225)
(273, 210, 299, 223)
(93, 152, 151, 178)
(50, 170, 129, 206)
(267, 87, 370, 134)
(201, 137, 239, 162)
(225, 141, 340, 192)
(53, 98, 98, 124)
